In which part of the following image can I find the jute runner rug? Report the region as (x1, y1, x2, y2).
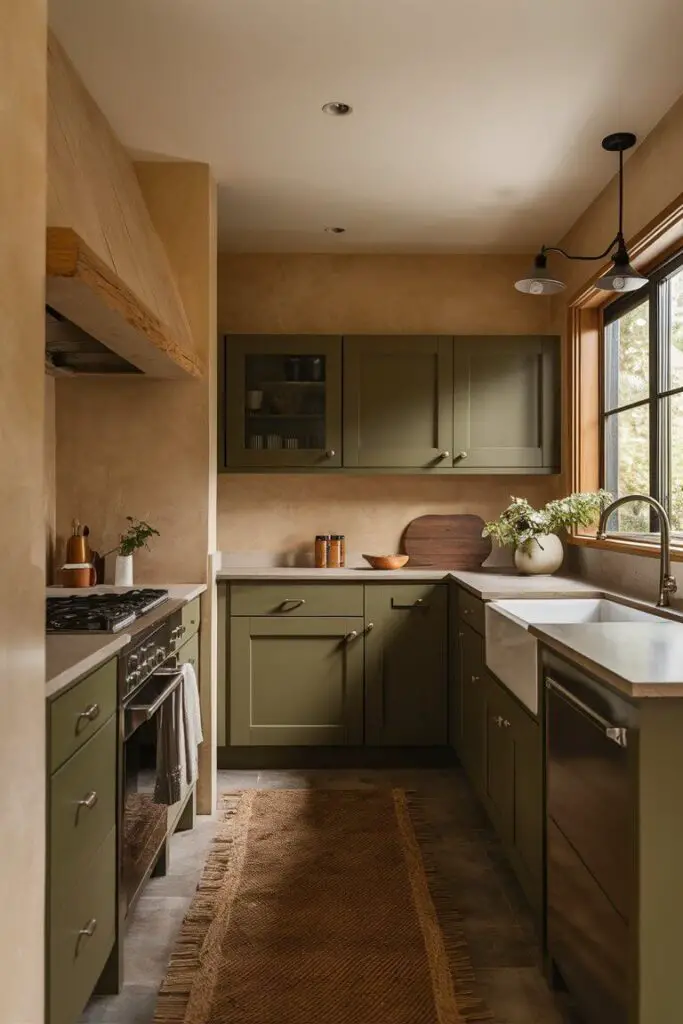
(154, 788, 491, 1024)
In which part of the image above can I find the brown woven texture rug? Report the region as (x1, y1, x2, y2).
(154, 789, 492, 1024)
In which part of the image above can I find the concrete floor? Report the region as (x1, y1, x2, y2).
(81, 767, 578, 1024)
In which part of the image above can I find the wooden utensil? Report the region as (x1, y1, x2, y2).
(402, 514, 491, 569)
(362, 554, 410, 570)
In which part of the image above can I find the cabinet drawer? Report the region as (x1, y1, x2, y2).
(49, 829, 116, 1024)
(50, 659, 118, 773)
(230, 583, 364, 617)
(50, 715, 117, 893)
(181, 597, 201, 641)
(457, 588, 485, 634)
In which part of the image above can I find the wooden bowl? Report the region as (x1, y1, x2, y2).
(362, 554, 410, 570)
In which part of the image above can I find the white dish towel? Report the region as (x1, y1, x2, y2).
(181, 660, 203, 786)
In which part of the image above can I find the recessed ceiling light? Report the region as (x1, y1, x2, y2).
(324, 226, 346, 234)
(322, 101, 353, 116)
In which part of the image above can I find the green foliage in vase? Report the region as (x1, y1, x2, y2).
(483, 491, 612, 553)
(116, 516, 160, 557)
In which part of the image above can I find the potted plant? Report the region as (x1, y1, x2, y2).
(105, 516, 160, 586)
(482, 491, 612, 575)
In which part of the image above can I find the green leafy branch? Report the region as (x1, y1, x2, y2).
(483, 490, 612, 554)
(104, 516, 160, 558)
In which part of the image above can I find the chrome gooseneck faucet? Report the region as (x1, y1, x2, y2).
(597, 494, 678, 607)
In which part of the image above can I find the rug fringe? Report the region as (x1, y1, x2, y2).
(406, 793, 495, 1024)
(153, 792, 248, 1024)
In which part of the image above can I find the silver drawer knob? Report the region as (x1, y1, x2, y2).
(325, 449, 336, 458)
(455, 451, 469, 461)
(77, 791, 98, 812)
(76, 918, 97, 955)
(438, 450, 451, 459)
(75, 704, 100, 733)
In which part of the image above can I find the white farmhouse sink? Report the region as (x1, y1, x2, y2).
(485, 599, 665, 714)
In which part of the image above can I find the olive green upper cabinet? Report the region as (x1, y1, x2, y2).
(452, 335, 560, 472)
(364, 585, 448, 745)
(224, 335, 342, 468)
(343, 336, 454, 468)
(230, 616, 364, 745)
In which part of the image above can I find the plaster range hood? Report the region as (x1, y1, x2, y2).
(45, 305, 142, 375)
(45, 227, 203, 379)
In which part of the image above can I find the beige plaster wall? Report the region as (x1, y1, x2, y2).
(56, 164, 217, 583)
(0, 1, 47, 1019)
(217, 253, 560, 557)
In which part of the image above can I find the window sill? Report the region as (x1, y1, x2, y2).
(569, 532, 683, 562)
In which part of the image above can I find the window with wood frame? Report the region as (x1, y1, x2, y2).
(602, 250, 683, 536)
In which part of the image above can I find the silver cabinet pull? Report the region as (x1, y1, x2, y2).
(344, 630, 359, 643)
(455, 451, 469, 461)
(76, 918, 97, 954)
(325, 449, 336, 458)
(438, 450, 451, 459)
(546, 677, 628, 747)
(493, 715, 503, 728)
(279, 598, 306, 611)
(471, 674, 480, 682)
(76, 704, 100, 733)
(391, 598, 428, 610)
(77, 791, 98, 812)
(503, 719, 511, 729)
(364, 622, 374, 634)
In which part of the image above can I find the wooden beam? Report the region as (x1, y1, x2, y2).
(46, 227, 203, 379)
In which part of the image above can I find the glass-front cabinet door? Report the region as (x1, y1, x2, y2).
(224, 335, 342, 468)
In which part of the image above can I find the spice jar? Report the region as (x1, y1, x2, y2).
(315, 535, 330, 569)
(338, 535, 346, 567)
(328, 535, 343, 569)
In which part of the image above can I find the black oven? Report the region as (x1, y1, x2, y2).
(119, 610, 188, 912)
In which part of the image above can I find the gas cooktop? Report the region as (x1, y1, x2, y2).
(46, 589, 169, 634)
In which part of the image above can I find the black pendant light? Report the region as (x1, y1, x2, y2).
(515, 132, 647, 296)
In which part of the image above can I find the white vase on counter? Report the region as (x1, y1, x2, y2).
(514, 534, 564, 575)
(114, 553, 134, 586)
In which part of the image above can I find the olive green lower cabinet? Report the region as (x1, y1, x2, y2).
(452, 587, 543, 920)
(364, 584, 448, 745)
(230, 615, 365, 745)
(47, 659, 118, 1024)
(223, 582, 448, 749)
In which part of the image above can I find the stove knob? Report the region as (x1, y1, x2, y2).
(155, 648, 166, 663)
(128, 668, 141, 685)
(129, 653, 139, 667)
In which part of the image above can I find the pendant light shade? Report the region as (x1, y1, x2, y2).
(514, 253, 566, 295)
(594, 249, 647, 293)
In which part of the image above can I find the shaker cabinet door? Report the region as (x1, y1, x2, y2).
(364, 585, 448, 745)
(458, 622, 487, 796)
(230, 617, 364, 745)
(223, 335, 342, 468)
(452, 335, 559, 471)
(343, 336, 454, 467)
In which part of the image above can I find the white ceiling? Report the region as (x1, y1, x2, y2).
(50, 0, 683, 253)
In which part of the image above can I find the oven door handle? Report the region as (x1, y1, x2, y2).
(546, 677, 628, 747)
(128, 671, 183, 722)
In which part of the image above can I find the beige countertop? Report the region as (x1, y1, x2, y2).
(531, 621, 683, 698)
(45, 583, 206, 699)
(217, 564, 602, 600)
(46, 634, 129, 700)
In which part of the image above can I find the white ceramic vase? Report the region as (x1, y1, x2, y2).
(514, 533, 564, 576)
(114, 553, 134, 587)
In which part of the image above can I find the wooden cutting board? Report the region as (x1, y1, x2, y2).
(402, 514, 492, 569)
